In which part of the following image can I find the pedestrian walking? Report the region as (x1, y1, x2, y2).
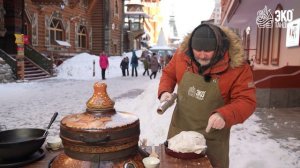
(159, 55, 165, 72)
(120, 56, 129, 76)
(141, 54, 151, 76)
(150, 53, 159, 79)
(165, 54, 172, 66)
(130, 50, 139, 77)
(99, 51, 109, 80)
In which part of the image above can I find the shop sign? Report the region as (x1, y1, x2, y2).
(14, 34, 24, 44)
(286, 18, 300, 47)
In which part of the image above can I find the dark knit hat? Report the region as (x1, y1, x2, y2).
(191, 25, 217, 51)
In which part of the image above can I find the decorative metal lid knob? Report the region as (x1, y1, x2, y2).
(86, 82, 115, 113)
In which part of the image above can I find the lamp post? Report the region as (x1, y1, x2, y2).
(93, 60, 95, 77)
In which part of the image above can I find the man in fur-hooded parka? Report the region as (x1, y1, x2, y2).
(158, 23, 256, 168)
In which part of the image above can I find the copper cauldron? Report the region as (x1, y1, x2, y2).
(51, 82, 145, 168)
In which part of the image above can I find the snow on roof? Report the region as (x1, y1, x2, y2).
(150, 45, 175, 50)
(125, 12, 149, 18)
(156, 28, 167, 46)
(55, 40, 71, 47)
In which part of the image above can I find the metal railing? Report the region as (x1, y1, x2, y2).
(24, 44, 53, 74)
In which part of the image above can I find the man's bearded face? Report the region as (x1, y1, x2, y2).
(192, 49, 215, 66)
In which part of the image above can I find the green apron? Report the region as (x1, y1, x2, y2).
(168, 71, 230, 168)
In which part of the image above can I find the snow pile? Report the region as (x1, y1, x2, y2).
(56, 50, 144, 80)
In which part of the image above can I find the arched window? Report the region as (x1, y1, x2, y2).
(243, 26, 251, 60)
(50, 19, 64, 45)
(271, 4, 282, 66)
(255, 27, 262, 64)
(256, 21, 271, 65)
(83, 0, 88, 8)
(78, 25, 87, 48)
(262, 27, 271, 65)
(23, 12, 31, 45)
(256, 4, 283, 66)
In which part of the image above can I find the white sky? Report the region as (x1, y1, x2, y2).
(0, 52, 299, 167)
(161, 0, 215, 38)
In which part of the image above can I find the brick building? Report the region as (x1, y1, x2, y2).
(220, 0, 300, 107)
(0, 0, 124, 80)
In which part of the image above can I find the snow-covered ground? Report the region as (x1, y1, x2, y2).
(0, 52, 299, 168)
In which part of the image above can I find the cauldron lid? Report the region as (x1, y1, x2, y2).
(61, 82, 138, 130)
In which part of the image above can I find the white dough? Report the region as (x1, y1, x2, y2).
(168, 131, 207, 154)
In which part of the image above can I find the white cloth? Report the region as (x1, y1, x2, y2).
(168, 131, 207, 154)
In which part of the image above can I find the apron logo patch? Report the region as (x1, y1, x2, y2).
(188, 86, 206, 100)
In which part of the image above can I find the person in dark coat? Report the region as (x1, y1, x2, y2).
(150, 53, 160, 79)
(130, 50, 139, 77)
(159, 55, 165, 72)
(125, 57, 129, 76)
(165, 54, 172, 66)
(120, 56, 129, 76)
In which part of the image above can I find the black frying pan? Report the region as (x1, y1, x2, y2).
(0, 112, 58, 160)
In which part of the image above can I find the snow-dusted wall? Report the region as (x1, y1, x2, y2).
(0, 58, 15, 83)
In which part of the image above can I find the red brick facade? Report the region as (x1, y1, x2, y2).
(0, 0, 124, 57)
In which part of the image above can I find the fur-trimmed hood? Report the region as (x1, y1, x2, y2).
(179, 26, 244, 68)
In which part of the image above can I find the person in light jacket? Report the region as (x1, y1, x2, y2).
(158, 23, 256, 168)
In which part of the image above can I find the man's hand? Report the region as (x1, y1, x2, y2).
(160, 92, 172, 103)
(206, 113, 225, 133)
